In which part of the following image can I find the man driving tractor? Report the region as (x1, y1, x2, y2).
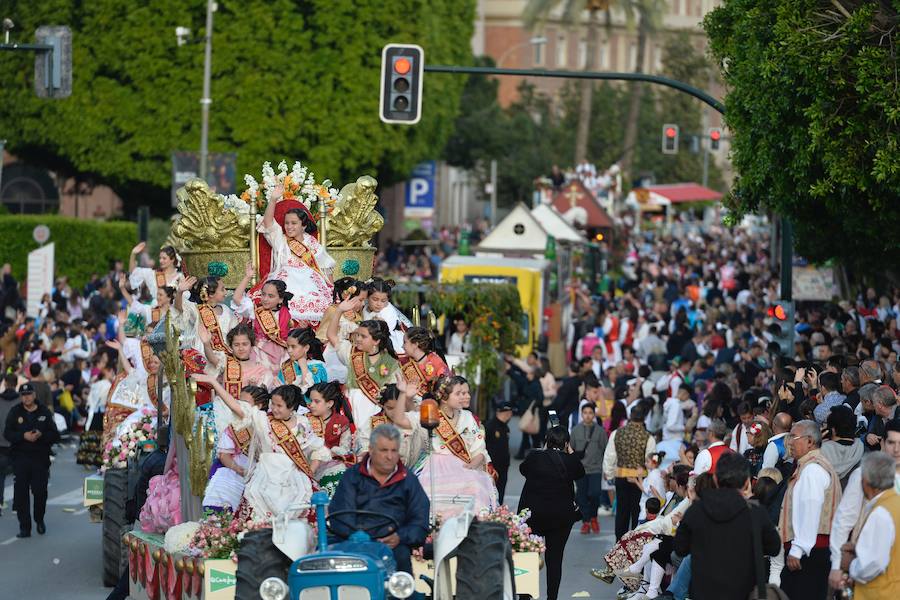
(329, 424, 430, 574)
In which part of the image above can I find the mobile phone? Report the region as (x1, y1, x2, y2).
(548, 410, 560, 428)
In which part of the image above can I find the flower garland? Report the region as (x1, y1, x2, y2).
(101, 407, 157, 472)
(478, 506, 546, 554)
(223, 160, 341, 219)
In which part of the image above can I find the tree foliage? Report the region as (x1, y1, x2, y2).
(704, 0, 900, 270)
(0, 0, 475, 213)
(444, 33, 723, 206)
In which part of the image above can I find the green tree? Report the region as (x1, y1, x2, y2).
(704, 1, 900, 271)
(0, 0, 474, 214)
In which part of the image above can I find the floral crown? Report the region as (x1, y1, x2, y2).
(223, 160, 341, 218)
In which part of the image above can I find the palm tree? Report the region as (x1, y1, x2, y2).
(524, 0, 611, 166)
(523, 0, 665, 175)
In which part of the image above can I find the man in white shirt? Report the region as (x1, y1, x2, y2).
(662, 385, 689, 442)
(779, 420, 842, 600)
(693, 419, 730, 475)
(840, 452, 899, 594)
(729, 401, 754, 455)
(828, 419, 900, 590)
(761, 412, 793, 471)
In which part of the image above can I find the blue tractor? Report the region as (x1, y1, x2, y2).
(236, 490, 416, 600)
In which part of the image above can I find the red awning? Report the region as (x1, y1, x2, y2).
(644, 183, 723, 204)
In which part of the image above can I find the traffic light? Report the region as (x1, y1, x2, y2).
(767, 300, 795, 357)
(709, 127, 722, 151)
(380, 44, 424, 125)
(661, 124, 679, 154)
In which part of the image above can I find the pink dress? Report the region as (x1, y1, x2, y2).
(256, 221, 335, 323)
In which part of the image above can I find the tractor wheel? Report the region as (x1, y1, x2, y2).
(101, 468, 129, 587)
(235, 529, 291, 600)
(455, 520, 516, 600)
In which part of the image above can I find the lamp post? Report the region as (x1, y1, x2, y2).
(496, 36, 548, 68)
(198, 0, 215, 181)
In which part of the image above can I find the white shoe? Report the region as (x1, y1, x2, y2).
(598, 506, 613, 516)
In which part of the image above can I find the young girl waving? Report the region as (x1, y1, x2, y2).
(232, 264, 295, 368)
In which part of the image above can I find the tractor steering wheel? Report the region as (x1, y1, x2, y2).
(326, 509, 401, 540)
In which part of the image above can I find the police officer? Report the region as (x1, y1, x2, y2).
(4, 383, 59, 538)
(485, 402, 513, 503)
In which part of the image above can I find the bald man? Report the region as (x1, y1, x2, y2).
(762, 412, 794, 471)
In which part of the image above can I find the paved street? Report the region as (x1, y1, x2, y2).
(0, 434, 106, 599)
(1, 421, 620, 600)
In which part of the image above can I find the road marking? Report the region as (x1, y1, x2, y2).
(1, 537, 19, 545)
(74, 507, 89, 515)
(47, 487, 84, 506)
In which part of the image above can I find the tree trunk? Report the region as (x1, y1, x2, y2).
(620, 8, 650, 183)
(574, 9, 600, 165)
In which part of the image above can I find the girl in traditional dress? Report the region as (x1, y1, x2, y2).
(103, 337, 169, 449)
(277, 327, 328, 393)
(119, 273, 175, 331)
(196, 380, 329, 520)
(357, 384, 424, 462)
(175, 275, 240, 372)
(232, 264, 294, 368)
(257, 197, 334, 323)
(400, 326, 451, 402)
(316, 277, 365, 383)
(364, 278, 412, 356)
(128, 243, 183, 305)
(202, 385, 270, 512)
(326, 297, 401, 448)
(199, 323, 274, 394)
(388, 375, 497, 518)
(306, 382, 354, 497)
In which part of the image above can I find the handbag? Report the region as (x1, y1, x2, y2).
(518, 400, 540, 435)
(747, 505, 790, 600)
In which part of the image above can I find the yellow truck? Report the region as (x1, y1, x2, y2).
(439, 255, 550, 357)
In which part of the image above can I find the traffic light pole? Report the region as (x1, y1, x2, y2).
(423, 64, 726, 114)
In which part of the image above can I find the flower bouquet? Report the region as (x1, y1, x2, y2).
(224, 160, 341, 220)
(101, 407, 157, 472)
(478, 505, 546, 554)
(186, 509, 268, 561)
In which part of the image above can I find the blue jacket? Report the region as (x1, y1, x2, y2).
(329, 455, 430, 547)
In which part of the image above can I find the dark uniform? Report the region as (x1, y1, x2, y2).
(485, 408, 512, 503)
(4, 384, 59, 537)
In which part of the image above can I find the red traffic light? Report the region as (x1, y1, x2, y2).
(665, 127, 677, 138)
(710, 129, 721, 141)
(393, 57, 411, 75)
(768, 305, 787, 320)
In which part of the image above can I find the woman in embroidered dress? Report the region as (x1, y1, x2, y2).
(277, 327, 328, 393)
(257, 197, 334, 323)
(364, 278, 412, 356)
(202, 385, 270, 512)
(128, 243, 183, 306)
(175, 275, 240, 372)
(197, 380, 329, 520)
(232, 264, 294, 369)
(306, 382, 354, 497)
(316, 277, 365, 384)
(326, 297, 401, 449)
(388, 375, 497, 519)
(200, 323, 274, 393)
(119, 273, 176, 331)
(400, 326, 450, 403)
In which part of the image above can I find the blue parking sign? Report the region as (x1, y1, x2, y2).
(405, 161, 435, 216)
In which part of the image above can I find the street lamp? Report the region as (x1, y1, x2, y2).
(497, 36, 547, 68)
(178, 1, 216, 181)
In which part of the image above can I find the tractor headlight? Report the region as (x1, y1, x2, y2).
(259, 576, 289, 600)
(386, 571, 415, 598)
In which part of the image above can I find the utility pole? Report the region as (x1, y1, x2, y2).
(781, 217, 793, 301)
(198, 0, 214, 180)
(489, 159, 498, 227)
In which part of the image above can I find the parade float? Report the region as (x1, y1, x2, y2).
(90, 161, 540, 600)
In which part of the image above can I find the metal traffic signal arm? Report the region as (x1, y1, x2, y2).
(0, 25, 72, 98)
